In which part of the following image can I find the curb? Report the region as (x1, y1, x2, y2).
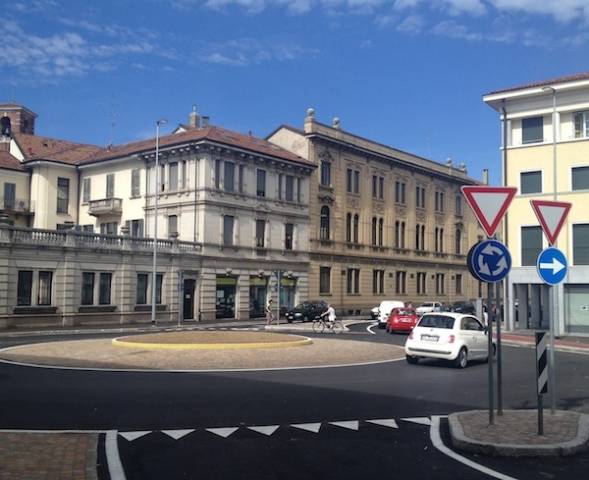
(448, 410, 589, 457)
(111, 335, 313, 350)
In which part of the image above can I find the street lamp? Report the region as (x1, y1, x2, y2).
(152, 118, 167, 326)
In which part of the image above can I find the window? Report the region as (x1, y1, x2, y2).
(17, 270, 33, 306)
(297, 178, 301, 203)
(395, 181, 406, 204)
(455, 195, 462, 215)
(3, 182, 15, 209)
(378, 218, 384, 246)
(347, 268, 360, 294)
(346, 213, 352, 243)
(131, 169, 140, 197)
(100, 222, 118, 235)
(572, 166, 589, 191)
(285, 223, 294, 250)
(168, 215, 178, 236)
(522, 116, 543, 144)
(373, 270, 384, 294)
(372, 176, 384, 199)
(320, 206, 330, 240)
(417, 272, 426, 294)
(169, 162, 178, 191)
(435, 191, 445, 212)
(347, 168, 360, 194)
(223, 215, 234, 246)
(435, 273, 445, 295)
(416, 186, 426, 208)
(319, 267, 331, 294)
(435, 227, 444, 253)
(82, 225, 94, 233)
(57, 177, 69, 214)
(215, 159, 221, 189)
(372, 176, 378, 198)
(573, 224, 589, 265)
(82, 178, 91, 203)
(181, 161, 187, 190)
(320, 160, 331, 186)
(256, 169, 266, 197)
(455, 229, 462, 254)
(574, 111, 589, 139)
(353, 214, 359, 243)
(130, 219, 144, 237)
(455, 274, 463, 295)
(81, 272, 95, 305)
(379, 177, 384, 200)
(155, 273, 163, 304)
(395, 271, 407, 294)
(395, 221, 406, 249)
(238, 164, 244, 193)
(38, 271, 52, 306)
(278, 174, 283, 199)
(160, 164, 165, 192)
(136, 273, 148, 304)
(285, 175, 294, 201)
(106, 173, 115, 198)
(224, 162, 235, 192)
(415, 224, 426, 251)
(521, 226, 543, 266)
(255, 219, 265, 248)
(520, 171, 542, 194)
(354, 170, 360, 194)
(371, 217, 377, 245)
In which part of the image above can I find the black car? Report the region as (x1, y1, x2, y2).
(285, 300, 328, 323)
(450, 301, 487, 315)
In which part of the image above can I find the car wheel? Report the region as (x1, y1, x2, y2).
(454, 348, 468, 369)
(406, 355, 418, 365)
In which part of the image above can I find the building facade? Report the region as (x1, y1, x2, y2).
(268, 109, 482, 314)
(0, 105, 314, 328)
(484, 72, 589, 336)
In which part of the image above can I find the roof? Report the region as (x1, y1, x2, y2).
(0, 103, 38, 117)
(487, 71, 589, 95)
(0, 150, 25, 171)
(14, 133, 103, 165)
(81, 125, 313, 167)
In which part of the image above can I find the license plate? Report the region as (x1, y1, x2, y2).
(401, 318, 412, 323)
(421, 334, 439, 342)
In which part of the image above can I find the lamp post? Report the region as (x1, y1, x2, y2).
(152, 118, 167, 326)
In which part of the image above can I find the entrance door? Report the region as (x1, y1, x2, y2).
(183, 279, 196, 320)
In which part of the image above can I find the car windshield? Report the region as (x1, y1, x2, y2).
(418, 315, 455, 329)
(397, 309, 415, 315)
(420, 303, 433, 307)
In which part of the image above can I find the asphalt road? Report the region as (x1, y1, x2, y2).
(1, 322, 588, 479)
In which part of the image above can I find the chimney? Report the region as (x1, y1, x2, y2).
(482, 169, 489, 185)
(189, 105, 200, 128)
(201, 116, 210, 128)
(332, 117, 341, 130)
(304, 107, 315, 133)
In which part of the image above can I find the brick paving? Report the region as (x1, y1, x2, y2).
(0, 433, 98, 480)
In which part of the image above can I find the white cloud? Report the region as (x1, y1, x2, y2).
(489, 0, 589, 23)
(396, 14, 425, 33)
(432, 19, 483, 41)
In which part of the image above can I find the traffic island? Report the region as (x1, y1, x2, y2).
(449, 409, 589, 457)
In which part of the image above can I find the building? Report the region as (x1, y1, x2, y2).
(268, 109, 482, 314)
(0, 104, 314, 328)
(484, 72, 589, 336)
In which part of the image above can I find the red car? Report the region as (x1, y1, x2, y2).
(386, 307, 418, 333)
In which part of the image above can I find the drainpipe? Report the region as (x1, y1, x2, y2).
(76, 168, 81, 226)
(501, 103, 510, 331)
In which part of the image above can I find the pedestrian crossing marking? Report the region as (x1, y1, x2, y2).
(291, 422, 322, 433)
(161, 429, 195, 440)
(401, 417, 431, 426)
(366, 419, 398, 429)
(329, 421, 359, 431)
(119, 431, 152, 441)
(206, 427, 239, 438)
(248, 425, 280, 436)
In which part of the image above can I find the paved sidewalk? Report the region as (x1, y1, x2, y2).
(497, 330, 589, 354)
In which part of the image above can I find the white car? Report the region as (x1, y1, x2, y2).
(404, 312, 495, 368)
(377, 300, 405, 328)
(370, 306, 379, 320)
(415, 301, 443, 316)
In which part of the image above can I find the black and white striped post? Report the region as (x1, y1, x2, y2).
(535, 331, 549, 435)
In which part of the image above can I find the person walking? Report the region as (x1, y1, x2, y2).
(266, 299, 275, 325)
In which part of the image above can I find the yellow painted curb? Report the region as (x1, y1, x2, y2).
(111, 336, 313, 350)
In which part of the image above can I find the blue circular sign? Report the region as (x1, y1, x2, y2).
(537, 247, 568, 285)
(469, 240, 512, 283)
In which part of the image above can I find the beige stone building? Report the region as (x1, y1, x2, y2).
(268, 110, 482, 314)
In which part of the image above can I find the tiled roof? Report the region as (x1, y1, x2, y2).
(14, 133, 103, 164)
(487, 71, 589, 95)
(81, 125, 313, 167)
(0, 150, 25, 171)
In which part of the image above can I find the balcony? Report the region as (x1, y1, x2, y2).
(0, 197, 34, 215)
(88, 198, 122, 217)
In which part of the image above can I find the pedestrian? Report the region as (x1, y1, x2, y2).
(266, 299, 275, 325)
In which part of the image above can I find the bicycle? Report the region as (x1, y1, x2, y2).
(312, 316, 344, 334)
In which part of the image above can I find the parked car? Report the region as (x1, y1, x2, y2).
(405, 312, 495, 368)
(449, 301, 488, 324)
(285, 300, 328, 323)
(370, 306, 379, 320)
(377, 300, 405, 328)
(415, 301, 443, 316)
(386, 307, 418, 333)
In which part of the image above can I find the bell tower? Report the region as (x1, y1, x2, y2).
(0, 104, 37, 135)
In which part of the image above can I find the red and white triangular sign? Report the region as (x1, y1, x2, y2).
(530, 200, 572, 245)
(461, 186, 517, 238)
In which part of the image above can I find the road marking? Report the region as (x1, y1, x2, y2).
(291, 422, 322, 433)
(248, 425, 280, 436)
(206, 427, 239, 438)
(161, 429, 195, 440)
(401, 417, 432, 426)
(106, 430, 127, 480)
(367, 322, 378, 335)
(366, 419, 398, 429)
(329, 421, 359, 430)
(119, 431, 151, 441)
(429, 416, 518, 480)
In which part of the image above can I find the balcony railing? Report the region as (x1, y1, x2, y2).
(88, 198, 123, 216)
(0, 197, 34, 214)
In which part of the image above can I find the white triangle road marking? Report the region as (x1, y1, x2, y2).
(291, 422, 322, 433)
(366, 418, 398, 429)
(161, 429, 195, 440)
(119, 431, 152, 441)
(248, 425, 280, 436)
(329, 421, 359, 431)
(206, 427, 239, 438)
(401, 417, 431, 426)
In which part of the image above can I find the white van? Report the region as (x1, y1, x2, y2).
(377, 300, 405, 328)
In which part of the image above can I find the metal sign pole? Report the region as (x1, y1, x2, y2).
(487, 281, 495, 425)
(276, 270, 281, 326)
(495, 280, 503, 415)
(549, 285, 556, 414)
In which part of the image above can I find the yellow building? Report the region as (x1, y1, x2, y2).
(484, 72, 589, 336)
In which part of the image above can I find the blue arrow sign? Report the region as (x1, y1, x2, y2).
(469, 240, 512, 283)
(537, 247, 568, 285)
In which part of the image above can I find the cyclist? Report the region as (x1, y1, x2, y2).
(321, 303, 336, 325)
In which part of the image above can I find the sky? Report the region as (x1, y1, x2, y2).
(2, 0, 589, 184)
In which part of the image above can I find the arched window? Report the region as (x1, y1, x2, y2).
(455, 229, 461, 254)
(378, 218, 384, 246)
(346, 213, 352, 242)
(353, 214, 359, 243)
(320, 206, 330, 240)
(371, 217, 377, 245)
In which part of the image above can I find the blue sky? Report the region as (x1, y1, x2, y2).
(2, 0, 589, 184)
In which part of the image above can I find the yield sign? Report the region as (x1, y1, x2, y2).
(530, 200, 572, 245)
(461, 186, 517, 238)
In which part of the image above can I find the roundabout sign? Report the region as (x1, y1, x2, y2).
(468, 239, 512, 283)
